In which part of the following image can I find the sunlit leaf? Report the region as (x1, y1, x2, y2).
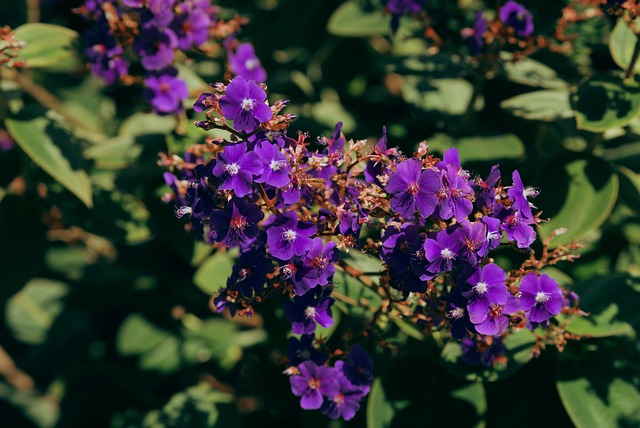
(327, 1, 389, 37)
(13, 23, 78, 69)
(501, 89, 573, 121)
(609, 18, 640, 73)
(193, 250, 236, 295)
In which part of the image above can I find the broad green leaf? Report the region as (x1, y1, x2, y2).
(536, 156, 619, 247)
(572, 75, 640, 132)
(85, 136, 143, 170)
(141, 383, 235, 428)
(502, 56, 568, 89)
(440, 329, 536, 382)
(609, 18, 640, 73)
(5, 278, 69, 344)
(428, 133, 525, 163)
(616, 165, 640, 211)
(402, 77, 475, 116)
(556, 343, 640, 428)
(327, 1, 390, 37)
(501, 89, 573, 121)
(118, 112, 177, 137)
(13, 23, 78, 69)
(0, 382, 60, 428)
(193, 250, 236, 294)
(562, 273, 640, 338)
(117, 313, 172, 356)
(5, 117, 93, 207)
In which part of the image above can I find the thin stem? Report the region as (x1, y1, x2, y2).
(27, 0, 40, 22)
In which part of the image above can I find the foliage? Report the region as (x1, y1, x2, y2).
(0, 0, 639, 427)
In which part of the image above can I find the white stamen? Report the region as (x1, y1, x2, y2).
(175, 206, 192, 218)
(304, 306, 317, 319)
(270, 159, 286, 171)
(224, 163, 240, 176)
(487, 231, 501, 242)
(440, 248, 455, 260)
(474, 281, 488, 295)
(448, 307, 465, 319)
(244, 58, 258, 71)
(282, 229, 298, 241)
(241, 98, 255, 111)
(535, 291, 550, 303)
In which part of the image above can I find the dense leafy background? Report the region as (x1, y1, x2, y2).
(0, 0, 639, 427)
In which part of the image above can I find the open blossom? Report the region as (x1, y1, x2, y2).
(290, 361, 340, 410)
(464, 263, 508, 316)
(284, 287, 335, 334)
(144, 68, 188, 115)
(254, 141, 291, 188)
(228, 42, 267, 82)
(508, 170, 538, 219)
(212, 141, 263, 197)
(219, 75, 272, 132)
(469, 294, 520, 336)
(386, 158, 439, 218)
(423, 228, 462, 274)
(519, 273, 563, 327)
(499, 1, 534, 37)
(208, 197, 264, 248)
(266, 211, 316, 261)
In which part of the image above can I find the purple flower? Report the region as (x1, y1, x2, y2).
(266, 211, 317, 261)
(468, 294, 520, 336)
(193, 91, 216, 112)
(475, 165, 500, 213)
(170, 2, 211, 50)
(209, 197, 264, 248)
(519, 273, 563, 326)
(228, 243, 271, 297)
(478, 216, 502, 258)
(321, 361, 367, 421)
(144, 68, 188, 115)
(342, 345, 374, 389)
(284, 287, 335, 334)
(499, 1, 534, 37)
(508, 170, 538, 219)
(85, 20, 129, 85)
(448, 286, 473, 339)
(502, 208, 536, 249)
(290, 238, 339, 295)
(254, 141, 291, 188)
(386, 159, 439, 218)
(288, 335, 327, 366)
(380, 223, 420, 275)
(459, 220, 488, 266)
(228, 42, 267, 82)
(423, 228, 462, 274)
(464, 263, 508, 316)
(212, 142, 263, 197)
(219, 75, 272, 132)
(437, 159, 474, 221)
(461, 336, 506, 367)
(464, 12, 488, 56)
(133, 27, 178, 71)
(290, 361, 339, 410)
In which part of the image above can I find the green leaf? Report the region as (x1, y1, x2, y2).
(402, 78, 475, 116)
(502, 56, 568, 89)
(334, 252, 383, 314)
(428, 133, 525, 163)
(616, 165, 640, 212)
(193, 250, 236, 295)
(562, 273, 640, 338)
(572, 75, 640, 132)
(117, 313, 173, 356)
(13, 23, 78, 69)
(536, 156, 619, 247)
(501, 89, 573, 121)
(366, 378, 410, 428)
(556, 342, 640, 428)
(5, 278, 69, 344)
(85, 136, 143, 170)
(141, 383, 235, 428)
(440, 329, 537, 382)
(609, 18, 640, 74)
(327, 1, 390, 37)
(5, 117, 93, 207)
(118, 112, 177, 137)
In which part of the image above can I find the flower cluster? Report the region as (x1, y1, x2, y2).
(161, 75, 584, 420)
(77, 0, 266, 115)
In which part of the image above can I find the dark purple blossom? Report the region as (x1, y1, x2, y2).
(475, 165, 501, 212)
(288, 335, 327, 366)
(386, 159, 439, 218)
(289, 238, 339, 295)
(228, 42, 267, 82)
(266, 211, 316, 261)
(321, 361, 367, 421)
(459, 220, 488, 266)
(519, 273, 563, 327)
(254, 141, 291, 188)
(437, 160, 474, 221)
(133, 27, 178, 71)
(468, 294, 520, 336)
(208, 197, 264, 248)
(423, 228, 462, 274)
(284, 287, 335, 334)
(170, 2, 211, 50)
(478, 216, 502, 258)
(461, 336, 506, 367)
(212, 141, 263, 197)
(193, 91, 216, 112)
(219, 75, 272, 132)
(228, 243, 271, 297)
(386, 0, 423, 34)
(464, 12, 488, 56)
(464, 263, 508, 316)
(499, 1, 534, 37)
(380, 223, 420, 275)
(290, 361, 340, 410)
(342, 345, 374, 389)
(502, 208, 536, 248)
(144, 68, 188, 115)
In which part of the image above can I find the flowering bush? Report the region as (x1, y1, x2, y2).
(0, 0, 639, 427)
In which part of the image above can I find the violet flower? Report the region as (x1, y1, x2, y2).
(290, 360, 340, 410)
(212, 141, 263, 197)
(469, 294, 520, 336)
(144, 68, 188, 115)
(519, 273, 563, 327)
(208, 197, 264, 248)
(386, 158, 439, 218)
(266, 211, 316, 261)
(284, 287, 335, 334)
(464, 263, 508, 316)
(423, 228, 462, 274)
(499, 1, 534, 37)
(254, 141, 291, 188)
(288, 335, 327, 366)
(321, 361, 368, 421)
(508, 170, 539, 220)
(219, 75, 272, 132)
(228, 42, 267, 82)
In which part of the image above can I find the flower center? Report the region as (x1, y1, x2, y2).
(241, 98, 255, 111)
(308, 378, 321, 390)
(270, 159, 286, 171)
(311, 256, 328, 270)
(448, 307, 465, 320)
(487, 231, 501, 242)
(304, 306, 317, 319)
(535, 291, 550, 303)
(224, 163, 240, 176)
(333, 393, 345, 405)
(488, 303, 504, 319)
(440, 248, 455, 260)
(245, 58, 258, 71)
(407, 182, 420, 196)
(282, 229, 298, 241)
(230, 215, 247, 230)
(474, 281, 488, 295)
(174, 206, 192, 218)
(159, 82, 170, 93)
